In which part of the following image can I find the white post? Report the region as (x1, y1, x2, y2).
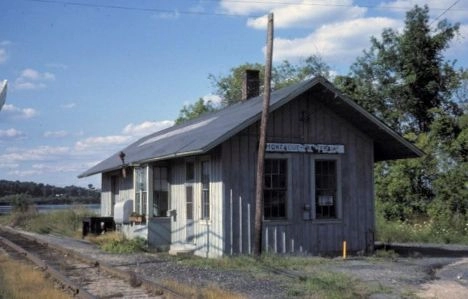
(239, 196, 243, 254)
(282, 231, 286, 254)
(247, 203, 251, 254)
(230, 189, 233, 255)
(274, 226, 277, 253)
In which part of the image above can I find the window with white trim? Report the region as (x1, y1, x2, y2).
(264, 158, 288, 219)
(135, 167, 147, 215)
(201, 160, 210, 220)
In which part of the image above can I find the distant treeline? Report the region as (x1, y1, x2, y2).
(0, 179, 100, 204)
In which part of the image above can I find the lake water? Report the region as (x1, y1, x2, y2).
(0, 204, 100, 215)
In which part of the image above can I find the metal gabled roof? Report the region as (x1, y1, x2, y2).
(78, 76, 423, 178)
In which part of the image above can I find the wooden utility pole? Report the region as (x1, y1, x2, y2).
(253, 13, 274, 257)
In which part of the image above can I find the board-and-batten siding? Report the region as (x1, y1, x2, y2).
(222, 91, 375, 255)
(101, 171, 134, 216)
(168, 149, 224, 258)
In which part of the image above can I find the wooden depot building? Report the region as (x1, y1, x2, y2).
(79, 74, 422, 258)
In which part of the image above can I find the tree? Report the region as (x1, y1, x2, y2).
(339, 5, 467, 232)
(175, 98, 216, 125)
(337, 5, 460, 133)
(209, 55, 330, 106)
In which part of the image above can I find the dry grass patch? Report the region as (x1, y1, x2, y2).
(161, 278, 245, 299)
(0, 254, 71, 299)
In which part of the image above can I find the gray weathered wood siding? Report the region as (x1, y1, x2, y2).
(167, 148, 224, 257)
(101, 171, 134, 216)
(222, 91, 375, 255)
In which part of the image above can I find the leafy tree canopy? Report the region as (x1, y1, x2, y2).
(209, 55, 331, 106)
(336, 5, 462, 133)
(176, 55, 331, 123)
(175, 98, 216, 125)
(340, 5, 467, 236)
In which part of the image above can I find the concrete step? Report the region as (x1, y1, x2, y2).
(168, 244, 196, 256)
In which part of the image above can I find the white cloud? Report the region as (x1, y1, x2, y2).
(246, 0, 367, 29)
(0, 49, 7, 64)
(153, 10, 180, 20)
(0, 40, 10, 64)
(0, 128, 25, 139)
(272, 17, 402, 65)
(75, 135, 132, 152)
(2, 104, 38, 119)
(45, 63, 68, 70)
(14, 68, 55, 90)
(31, 163, 83, 173)
(8, 169, 43, 177)
(0, 146, 69, 162)
(379, 0, 468, 21)
(219, 0, 283, 15)
(44, 130, 68, 138)
(61, 102, 77, 109)
(203, 94, 222, 107)
(0, 162, 19, 169)
(122, 120, 174, 136)
(447, 24, 468, 62)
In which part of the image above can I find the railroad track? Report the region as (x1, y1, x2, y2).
(0, 227, 185, 299)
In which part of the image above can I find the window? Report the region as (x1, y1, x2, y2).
(201, 160, 210, 219)
(186, 161, 194, 181)
(135, 167, 147, 215)
(315, 160, 337, 219)
(264, 159, 287, 219)
(153, 166, 168, 217)
(185, 161, 194, 243)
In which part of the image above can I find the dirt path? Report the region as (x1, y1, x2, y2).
(417, 258, 468, 299)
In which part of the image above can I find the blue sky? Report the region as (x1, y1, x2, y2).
(1, 0, 467, 188)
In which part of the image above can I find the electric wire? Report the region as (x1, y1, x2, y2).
(429, 0, 461, 26)
(22, 0, 468, 18)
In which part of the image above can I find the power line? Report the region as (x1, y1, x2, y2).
(214, 0, 467, 11)
(430, 0, 461, 26)
(23, 0, 468, 17)
(23, 0, 260, 17)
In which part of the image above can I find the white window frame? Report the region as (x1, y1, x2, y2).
(134, 166, 149, 216)
(310, 155, 342, 221)
(200, 158, 211, 221)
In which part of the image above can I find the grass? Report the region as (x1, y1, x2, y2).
(0, 255, 71, 299)
(288, 271, 387, 299)
(86, 231, 147, 253)
(376, 213, 468, 244)
(161, 279, 245, 299)
(0, 205, 96, 238)
(176, 254, 387, 298)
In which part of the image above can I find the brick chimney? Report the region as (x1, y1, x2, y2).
(242, 69, 260, 100)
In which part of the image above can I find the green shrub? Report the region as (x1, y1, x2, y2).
(376, 211, 468, 244)
(89, 232, 147, 254)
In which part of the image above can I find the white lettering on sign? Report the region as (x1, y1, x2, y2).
(266, 143, 345, 154)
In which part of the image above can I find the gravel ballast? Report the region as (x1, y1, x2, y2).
(13, 230, 468, 298)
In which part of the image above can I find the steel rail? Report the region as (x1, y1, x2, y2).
(0, 226, 186, 299)
(0, 235, 96, 299)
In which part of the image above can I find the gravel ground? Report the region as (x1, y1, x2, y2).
(15, 230, 468, 298)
